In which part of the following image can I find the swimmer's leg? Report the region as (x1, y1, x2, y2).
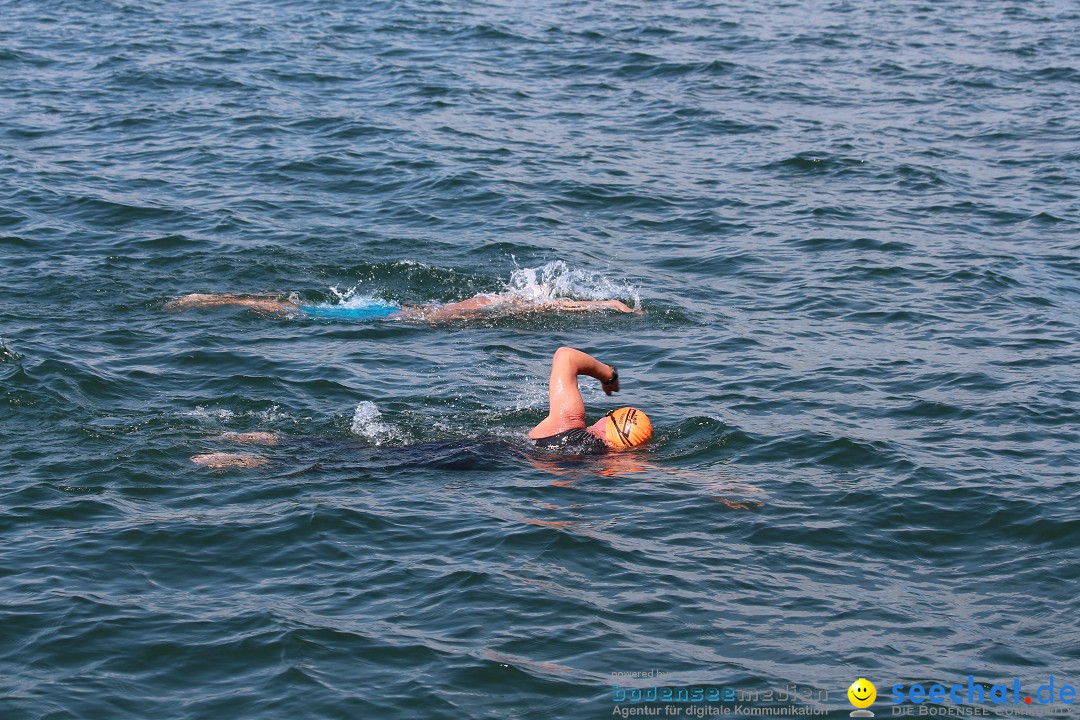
(191, 432, 280, 468)
(166, 293, 299, 315)
(191, 452, 268, 469)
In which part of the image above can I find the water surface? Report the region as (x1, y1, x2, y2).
(1, 0, 1078, 718)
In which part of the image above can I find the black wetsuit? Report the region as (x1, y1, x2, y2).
(532, 428, 607, 454)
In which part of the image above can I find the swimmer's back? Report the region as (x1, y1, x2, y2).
(532, 427, 607, 454)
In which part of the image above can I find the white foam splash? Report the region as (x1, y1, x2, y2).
(183, 407, 236, 422)
(308, 285, 397, 311)
(350, 401, 399, 445)
(181, 405, 290, 424)
(504, 260, 639, 307)
(254, 405, 289, 422)
(0, 338, 21, 363)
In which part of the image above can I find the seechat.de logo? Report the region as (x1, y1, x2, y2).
(848, 678, 877, 717)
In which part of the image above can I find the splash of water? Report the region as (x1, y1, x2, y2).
(0, 339, 22, 364)
(350, 401, 399, 445)
(180, 405, 290, 424)
(503, 260, 640, 308)
(182, 407, 236, 422)
(310, 262, 637, 315)
(309, 285, 398, 311)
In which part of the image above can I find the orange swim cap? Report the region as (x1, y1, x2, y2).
(604, 407, 653, 449)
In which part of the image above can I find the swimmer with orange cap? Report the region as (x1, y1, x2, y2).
(529, 346, 653, 452)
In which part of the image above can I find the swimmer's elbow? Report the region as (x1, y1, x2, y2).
(553, 346, 595, 379)
(552, 346, 579, 369)
(554, 346, 575, 361)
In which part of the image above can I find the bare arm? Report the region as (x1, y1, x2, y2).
(528, 346, 618, 439)
(544, 299, 637, 313)
(396, 295, 638, 323)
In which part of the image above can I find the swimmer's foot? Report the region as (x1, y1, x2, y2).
(191, 452, 268, 469)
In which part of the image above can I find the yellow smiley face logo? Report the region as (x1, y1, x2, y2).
(848, 678, 876, 708)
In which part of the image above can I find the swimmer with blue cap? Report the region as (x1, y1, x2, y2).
(529, 346, 653, 453)
(166, 292, 635, 321)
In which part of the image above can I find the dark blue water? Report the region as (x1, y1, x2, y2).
(2, 0, 1078, 718)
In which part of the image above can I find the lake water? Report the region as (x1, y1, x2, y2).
(2, 0, 1078, 718)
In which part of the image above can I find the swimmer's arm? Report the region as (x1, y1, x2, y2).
(165, 293, 298, 315)
(396, 295, 637, 322)
(528, 346, 618, 439)
(545, 299, 637, 314)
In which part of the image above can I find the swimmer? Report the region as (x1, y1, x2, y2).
(529, 346, 653, 453)
(165, 292, 637, 321)
(190, 348, 651, 469)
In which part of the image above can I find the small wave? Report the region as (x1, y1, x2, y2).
(503, 260, 640, 308)
(350, 401, 401, 445)
(768, 152, 868, 176)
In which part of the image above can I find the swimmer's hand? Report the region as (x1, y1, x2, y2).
(601, 365, 620, 396)
(604, 300, 637, 314)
